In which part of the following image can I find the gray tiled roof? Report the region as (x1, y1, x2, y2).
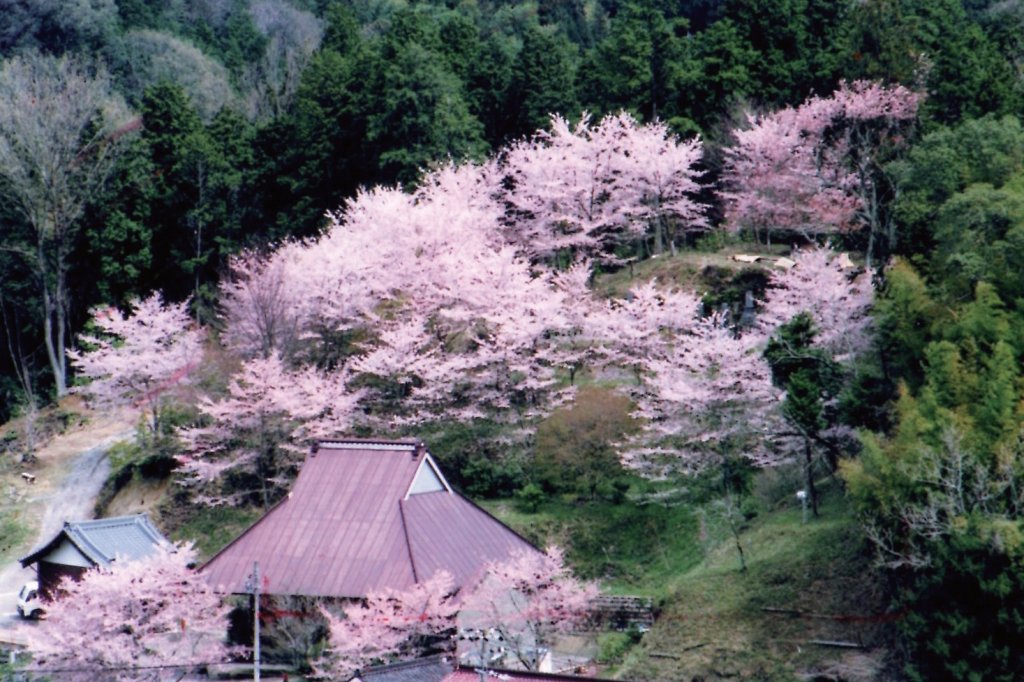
(21, 514, 171, 568)
(354, 655, 453, 682)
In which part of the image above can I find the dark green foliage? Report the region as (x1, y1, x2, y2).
(137, 83, 255, 311)
(764, 314, 843, 418)
(679, 18, 757, 132)
(413, 420, 527, 498)
(580, 2, 686, 123)
(506, 26, 580, 141)
(845, 404, 1024, 680)
(718, 0, 845, 105)
(764, 313, 845, 516)
(898, 530, 1024, 682)
(516, 482, 545, 512)
(365, 41, 487, 185)
(844, 0, 1020, 126)
(873, 259, 940, 388)
(891, 116, 1024, 259)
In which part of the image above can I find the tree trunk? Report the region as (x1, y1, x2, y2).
(652, 215, 665, 255)
(39, 235, 67, 396)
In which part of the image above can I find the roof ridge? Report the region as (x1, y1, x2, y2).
(319, 437, 420, 446)
(69, 513, 148, 528)
(65, 523, 110, 564)
(397, 498, 420, 584)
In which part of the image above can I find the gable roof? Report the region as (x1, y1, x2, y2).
(201, 439, 537, 598)
(20, 514, 170, 568)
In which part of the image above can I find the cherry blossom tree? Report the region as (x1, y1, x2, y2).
(220, 249, 308, 360)
(591, 279, 705, 385)
(460, 546, 598, 671)
(759, 247, 875, 361)
(23, 543, 231, 682)
(609, 116, 707, 255)
(720, 104, 860, 244)
(828, 80, 922, 263)
(721, 80, 920, 262)
(497, 112, 705, 265)
(178, 353, 361, 507)
(217, 163, 575, 434)
(318, 570, 459, 678)
(619, 249, 875, 483)
(69, 293, 202, 440)
(627, 311, 785, 478)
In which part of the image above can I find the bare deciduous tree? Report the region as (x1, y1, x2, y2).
(244, 0, 324, 119)
(0, 51, 136, 396)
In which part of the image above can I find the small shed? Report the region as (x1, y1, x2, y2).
(20, 513, 171, 597)
(350, 656, 616, 682)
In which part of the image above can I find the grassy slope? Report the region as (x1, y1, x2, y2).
(169, 504, 264, 561)
(484, 484, 894, 681)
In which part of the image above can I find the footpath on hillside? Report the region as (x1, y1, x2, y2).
(0, 405, 137, 640)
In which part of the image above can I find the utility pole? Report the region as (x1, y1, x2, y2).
(246, 561, 261, 682)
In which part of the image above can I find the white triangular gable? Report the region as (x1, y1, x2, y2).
(405, 453, 452, 497)
(45, 538, 93, 568)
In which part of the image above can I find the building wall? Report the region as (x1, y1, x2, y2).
(38, 561, 88, 599)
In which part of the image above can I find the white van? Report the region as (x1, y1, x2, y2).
(17, 580, 43, 619)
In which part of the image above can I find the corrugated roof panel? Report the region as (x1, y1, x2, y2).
(402, 492, 536, 588)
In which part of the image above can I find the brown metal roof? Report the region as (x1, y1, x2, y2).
(403, 491, 536, 589)
(201, 440, 536, 598)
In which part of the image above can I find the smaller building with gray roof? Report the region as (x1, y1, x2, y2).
(20, 513, 171, 597)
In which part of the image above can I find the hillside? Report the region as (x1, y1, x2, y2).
(4, 1, 1024, 678)
(478, 478, 893, 681)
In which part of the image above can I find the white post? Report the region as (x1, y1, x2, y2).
(797, 490, 808, 525)
(246, 561, 261, 682)
(479, 634, 487, 682)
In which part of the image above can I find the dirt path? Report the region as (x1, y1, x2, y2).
(0, 407, 137, 638)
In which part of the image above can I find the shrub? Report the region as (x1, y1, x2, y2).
(534, 387, 638, 500)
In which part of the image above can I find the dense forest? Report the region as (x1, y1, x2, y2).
(5, 0, 1024, 679)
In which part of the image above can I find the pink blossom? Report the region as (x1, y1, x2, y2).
(319, 570, 459, 677)
(721, 80, 920, 247)
(760, 247, 874, 359)
(69, 293, 202, 436)
(497, 112, 705, 264)
(460, 546, 598, 671)
(23, 543, 231, 682)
